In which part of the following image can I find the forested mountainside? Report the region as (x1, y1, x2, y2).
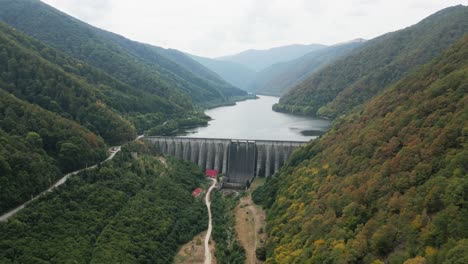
(190, 54, 257, 91)
(0, 89, 107, 215)
(96, 32, 247, 103)
(0, 22, 138, 144)
(218, 44, 326, 72)
(151, 48, 230, 88)
(275, 5, 468, 118)
(251, 41, 364, 96)
(253, 36, 468, 263)
(0, 142, 208, 263)
(0, 0, 247, 108)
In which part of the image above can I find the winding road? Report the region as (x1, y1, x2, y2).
(0, 146, 121, 222)
(0, 135, 144, 222)
(204, 178, 217, 264)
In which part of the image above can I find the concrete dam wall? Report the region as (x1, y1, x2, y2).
(145, 136, 306, 187)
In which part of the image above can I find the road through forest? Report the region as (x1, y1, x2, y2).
(0, 135, 144, 222)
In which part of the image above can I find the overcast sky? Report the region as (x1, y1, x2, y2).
(41, 0, 467, 58)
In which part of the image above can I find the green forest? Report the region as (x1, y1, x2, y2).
(274, 5, 468, 119)
(0, 20, 215, 144)
(0, 22, 136, 144)
(0, 141, 209, 263)
(254, 36, 468, 263)
(0, 89, 107, 214)
(0, 0, 247, 109)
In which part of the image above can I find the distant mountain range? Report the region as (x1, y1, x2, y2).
(217, 43, 326, 72)
(191, 41, 365, 95)
(250, 40, 366, 96)
(189, 54, 257, 92)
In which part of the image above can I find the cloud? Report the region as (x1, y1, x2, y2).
(41, 0, 467, 57)
(43, 0, 112, 23)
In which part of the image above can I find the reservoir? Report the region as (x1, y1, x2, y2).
(183, 95, 331, 141)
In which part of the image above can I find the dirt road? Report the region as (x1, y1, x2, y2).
(174, 231, 216, 264)
(204, 178, 217, 264)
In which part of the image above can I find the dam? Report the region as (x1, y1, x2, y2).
(145, 136, 306, 188)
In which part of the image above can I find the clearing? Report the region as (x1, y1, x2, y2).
(235, 177, 267, 264)
(173, 231, 216, 264)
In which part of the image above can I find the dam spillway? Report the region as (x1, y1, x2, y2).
(144, 136, 307, 188)
(227, 140, 256, 186)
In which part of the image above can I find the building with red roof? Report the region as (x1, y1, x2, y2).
(192, 188, 202, 197)
(205, 169, 218, 178)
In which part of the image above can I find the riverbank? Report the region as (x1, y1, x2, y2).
(203, 94, 258, 110)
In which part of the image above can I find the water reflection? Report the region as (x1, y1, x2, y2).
(182, 95, 330, 142)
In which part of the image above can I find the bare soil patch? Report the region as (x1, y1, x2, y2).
(235, 178, 267, 264)
(174, 232, 216, 264)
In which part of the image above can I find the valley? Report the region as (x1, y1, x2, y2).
(0, 1, 467, 264)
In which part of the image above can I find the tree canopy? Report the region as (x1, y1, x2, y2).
(275, 5, 468, 119)
(0, 89, 107, 215)
(0, 142, 208, 263)
(254, 36, 468, 263)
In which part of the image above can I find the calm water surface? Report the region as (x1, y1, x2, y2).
(183, 95, 330, 141)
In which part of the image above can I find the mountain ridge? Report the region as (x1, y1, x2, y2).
(254, 34, 468, 263)
(250, 41, 365, 96)
(274, 5, 468, 118)
(0, 0, 247, 108)
(190, 40, 363, 93)
(189, 53, 257, 91)
(217, 43, 327, 72)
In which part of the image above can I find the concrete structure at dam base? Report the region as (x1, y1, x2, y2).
(145, 136, 307, 189)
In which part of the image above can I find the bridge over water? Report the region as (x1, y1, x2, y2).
(145, 136, 307, 188)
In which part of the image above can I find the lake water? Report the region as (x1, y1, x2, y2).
(182, 95, 330, 142)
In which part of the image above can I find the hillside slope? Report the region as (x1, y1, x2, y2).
(275, 5, 468, 118)
(218, 44, 326, 72)
(0, 89, 107, 214)
(251, 41, 364, 96)
(0, 0, 246, 107)
(254, 36, 468, 263)
(0, 143, 208, 263)
(99, 33, 247, 102)
(0, 22, 139, 144)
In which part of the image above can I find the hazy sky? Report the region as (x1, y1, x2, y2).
(41, 0, 467, 58)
